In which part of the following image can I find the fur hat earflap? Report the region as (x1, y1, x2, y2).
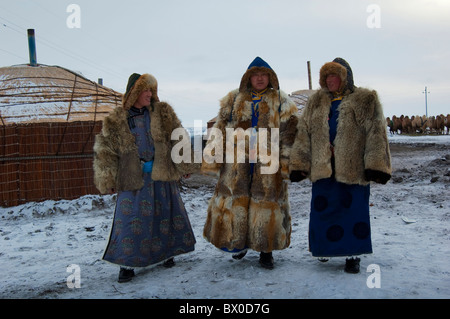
(239, 57, 279, 92)
(319, 62, 347, 92)
(122, 73, 159, 109)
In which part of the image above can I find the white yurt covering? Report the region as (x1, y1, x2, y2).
(0, 64, 122, 125)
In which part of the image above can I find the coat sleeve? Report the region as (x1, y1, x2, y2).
(153, 102, 201, 180)
(363, 90, 392, 181)
(93, 130, 118, 194)
(279, 93, 299, 179)
(201, 90, 237, 176)
(170, 116, 202, 177)
(289, 103, 312, 176)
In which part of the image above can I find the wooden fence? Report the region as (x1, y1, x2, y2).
(0, 121, 102, 207)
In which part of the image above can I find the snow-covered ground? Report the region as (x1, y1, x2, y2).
(1, 135, 449, 300)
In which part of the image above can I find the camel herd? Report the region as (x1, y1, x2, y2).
(386, 114, 450, 135)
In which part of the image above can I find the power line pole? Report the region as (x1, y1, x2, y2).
(422, 86, 430, 117)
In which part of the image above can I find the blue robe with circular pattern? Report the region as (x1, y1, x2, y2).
(308, 98, 372, 257)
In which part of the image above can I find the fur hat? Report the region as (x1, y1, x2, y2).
(333, 57, 354, 92)
(239, 57, 279, 92)
(122, 73, 159, 109)
(319, 62, 347, 92)
(319, 57, 355, 94)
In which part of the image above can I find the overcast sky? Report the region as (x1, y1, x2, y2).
(1, 0, 449, 126)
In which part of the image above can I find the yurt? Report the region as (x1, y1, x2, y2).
(0, 63, 122, 207)
(289, 89, 316, 113)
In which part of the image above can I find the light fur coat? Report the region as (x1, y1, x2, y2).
(202, 88, 299, 252)
(289, 86, 391, 185)
(93, 102, 198, 194)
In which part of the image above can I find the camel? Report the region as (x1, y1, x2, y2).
(411, 115, 423, 134)
(421, 116, 434, 133)
(402, 115, 412, 134)
(444, 114, 450, 135)
(388, 114, 449, 135)
(392, 115, 403, 134)
(435, 115, 445, 135)
(386, 117, 394, 135)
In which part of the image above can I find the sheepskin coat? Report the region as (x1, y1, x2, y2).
(202, 77, 299, 252)
(289, 62, 391, 186)
(93, 102, 196, 194)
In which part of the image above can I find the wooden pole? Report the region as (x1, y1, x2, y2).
(307, 61, 312, 90)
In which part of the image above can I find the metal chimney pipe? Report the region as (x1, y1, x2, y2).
(27, 29, 37, 66)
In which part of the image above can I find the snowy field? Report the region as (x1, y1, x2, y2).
(0, 134, 449, 301)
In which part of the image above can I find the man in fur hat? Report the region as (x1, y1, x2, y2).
(202, 57, 299, 269)
(289, 58, 391, 273)
(93, 73, 198, 282)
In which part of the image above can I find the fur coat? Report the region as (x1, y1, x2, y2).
(289, 59, 391, 186)
(202, 71, 299, 252)
(93, 101, 197, 194)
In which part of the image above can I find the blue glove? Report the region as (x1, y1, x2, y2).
(143, 160, 153, 173)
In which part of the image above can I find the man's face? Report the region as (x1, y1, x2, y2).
(250, 72, 270, 92)
(326, 74, 342, 93)
(135, 89, 152, 108)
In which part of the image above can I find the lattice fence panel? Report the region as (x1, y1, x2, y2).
(0, 121, 103, 207)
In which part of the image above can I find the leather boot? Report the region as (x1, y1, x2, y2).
(259, 252, 274, 269)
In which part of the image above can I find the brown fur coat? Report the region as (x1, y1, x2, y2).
(202, 88, 298, 252)
(93, 102, 198, 194)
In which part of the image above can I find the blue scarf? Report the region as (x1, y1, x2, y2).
(329, 96, 342, 144)
(251, 88, 268, 127)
